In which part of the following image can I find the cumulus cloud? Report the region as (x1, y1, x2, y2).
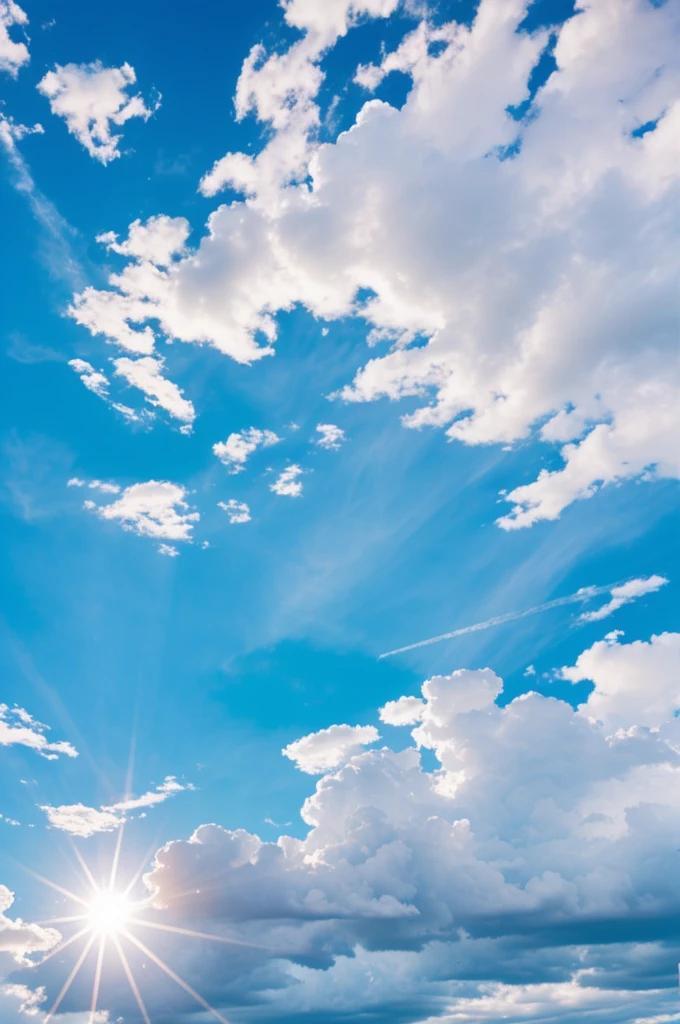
(68, 358, 109, 399)
(83, 480, 199, 542)
(37, 61, 158, 163)
(42, 776, 193, 837)
(40, 803, 122, 838)
(0, 704, 77, 760)
(67, 477, 120, 494)
(140, 630, 680, 1021)
(217, 499, 251, 523)
(213, 428, 280, 473)
(379, 695, 425, 726)
(0, 886, 59, 963)
(113, 355, 195, 424)
(70, 0, 680, 523)
(0, 2, 29, 78)
(270, 464, 303, 497)
(564, 630, 680, 733)
(314, 423, 346, 450)
(579, 574, 668, 623)
(282, 723, 380, 773)
(158, 542, 179, 556)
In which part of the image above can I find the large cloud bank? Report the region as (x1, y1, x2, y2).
(135, 630, 680, 1022)
(68, 0, 680, 525)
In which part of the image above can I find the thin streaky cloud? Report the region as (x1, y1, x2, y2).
(378, 578, 659, 659)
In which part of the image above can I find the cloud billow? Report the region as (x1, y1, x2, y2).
(138, 631, 680, 1021)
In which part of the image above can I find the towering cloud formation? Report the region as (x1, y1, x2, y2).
(138, 631, 680, 1022)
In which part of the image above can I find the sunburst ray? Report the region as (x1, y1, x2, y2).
(130, 917, 267, 950)
(43, 932, 96, 1024)
(89, 934, 106, 1024)
(113, 933, 152, 1024)
(123, 929, 233, 1024)
(34, 926, 91, 968)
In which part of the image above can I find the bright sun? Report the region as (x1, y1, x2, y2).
(87, 889, 131, 935)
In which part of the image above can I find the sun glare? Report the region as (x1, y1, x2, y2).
(32, 830, 245, 1024)
(87, 890, 131, 935)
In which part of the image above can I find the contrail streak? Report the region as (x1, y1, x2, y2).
(379, 580, 631, 659)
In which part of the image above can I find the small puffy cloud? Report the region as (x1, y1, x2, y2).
(84, 480, 199, 542)
(37, 61, 158, 164)
(579, 574, 669, 623)
(67, 477, 120, 494)
(0, 983, 46, 1015)
(213, 428, 280, 473)
(0, 886, 59, 963)
(218, 499, 251, 524)
(114, 355, 195, 424)
(158, 543, 178, 557)
(0, 2, 29, 78)
(283, 723, 380, 773)
(40, 803, 122, 838)
(68, 358, 109, 399)
(379, 695, 425, 726)
(0, 704, 77, 760)
(564, 630, 680, 733)
(42, 776, 193, 837)
(314, 423, 346, 450)
(97, 215, 190, 267)
(270, 464, 303, 497)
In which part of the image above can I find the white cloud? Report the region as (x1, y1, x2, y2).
(97, 215, 190, 267)
(67, 0, 677, 526)
(142, 629, 680, 1021)
(379, 695, 425, 726)
(282, 723, 380, 773)
(68, 358, 109, 399)
(314, 423, 346, 450)
(41, 776, 193, 837)
(113, 355, 195, 424)
(0, 2, 29, 78)
(67, 477, 120, 494)
(0, 704, 77, 760)
(0, 886, 59, 963)
(84, 480, 199, 542)
(217, 499, 251, 523)
(270, 464, 303, 497)
(213, 428, 280, 473)
(37, 61, 158, 164)
(579, 574, 668, 623)
(564, 630, 680, 733)
(40, 803, 122, 838)
(0, 982, 46, 1016)
(158, 542, 179, 557)
(108, 775, 193, 812)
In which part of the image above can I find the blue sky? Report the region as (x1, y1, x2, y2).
(1, 0, 680, 1022)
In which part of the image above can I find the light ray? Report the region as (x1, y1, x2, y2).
(35, 914, 88, 927)
(123, 836, 160, 898)
(130, 916, 268, 950)
(34, 927, 91, 967)
(113, 934, 151, 1024)
(89, 935, 106, 1024)
(109, 821, 126, 893)
(23, 867, 89, 907)
(44, 932, 96, 1024)
(70, 840, 100, 894)
(124, 929, 233, 1024)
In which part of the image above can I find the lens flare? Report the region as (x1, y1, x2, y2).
(87, 890, 131, 936)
